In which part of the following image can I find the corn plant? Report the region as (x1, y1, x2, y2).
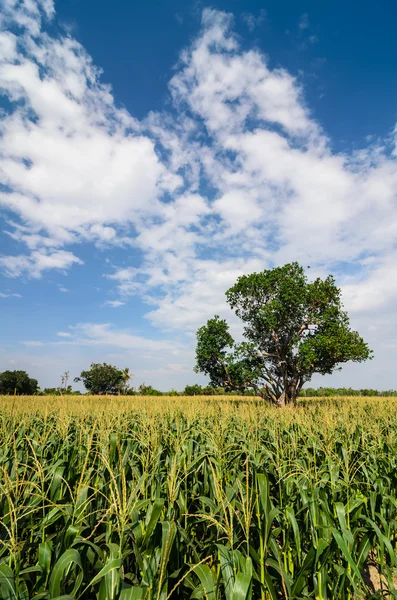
(0, 395, 396, 598)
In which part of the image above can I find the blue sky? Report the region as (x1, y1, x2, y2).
(1, 0, 397, 391)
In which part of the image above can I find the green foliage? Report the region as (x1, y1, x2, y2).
(195, 315, 235, 388)
(184, 383, 258, 396)
(137, 383, 163, 396)
(300, 387, 397, 397)
(1, 397, 397, 598)
(74, 363, 125, 395)
(120, 367, 132, 394)
(184, 383, 206, 395)
(184, 383, 224, 395)
(195, 263, 372, 405)
(0, 369, 38, 394)
(167, 388, 179, 396)
(42, 386, 81, 396)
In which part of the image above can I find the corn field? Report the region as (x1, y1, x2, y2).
(1, 395, 397, 599)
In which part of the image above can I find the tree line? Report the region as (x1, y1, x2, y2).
(0, 368, 395, 397)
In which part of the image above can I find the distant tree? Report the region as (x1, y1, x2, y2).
(184, 384, 205, 396)
(359, 388, 378, 396)
(124, 388, 137, 396)
(59, 371, 70, 394)
(43, 387, 59, 395)
(195, 263, 372, 406)
(138, 383, 163, 396)
(120, 367, 132, 394)
(167, 388, 179, 396)
(43, 386, 73, 396)
(74, 363, 124, 395)
(0, 370, 38, 395)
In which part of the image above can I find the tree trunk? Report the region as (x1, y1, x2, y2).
(276, 391, 286, 407)
(276, 379, 298, 407)
(290, 379, 298, 405)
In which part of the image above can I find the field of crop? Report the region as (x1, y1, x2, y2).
(1, 395, 397, 599)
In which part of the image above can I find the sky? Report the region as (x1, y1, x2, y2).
(1, 0, 397, 392)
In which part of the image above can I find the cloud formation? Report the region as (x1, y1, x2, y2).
(0, 291, 21, 298)
(0, 0, 180, 277)
(103, 300, 126, 308)
(241, 9, 266, 32)
(1, 2, 397, 388)
(298, 13, 310, 30)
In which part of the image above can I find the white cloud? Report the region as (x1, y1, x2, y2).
(298, 13, 309, 30)
(70, 323, 183, 353)
(0, 0, 55, 37)
(107, 267, 139, 282)
(0, 2, 181, 276)
(29, 322, 186, 356)
(102, 10, 389, 352)
(103, 300, 125, 308)
(144, 256, 266, 333)
(0, 291, 21, 298)
(169, 10, 317, 139)
(341, 252, 397, 313)
(0, 250, 82, 277)
(241, 10, 266, 32)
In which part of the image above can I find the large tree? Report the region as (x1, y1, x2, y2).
(74, 363, 125, 395)
(195, 263, 372, 406)
(0, 370, 38, 395)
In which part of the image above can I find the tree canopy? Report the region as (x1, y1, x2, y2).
(0, 370, 38, 395)
(74, 363, 126, 395)
(195, 262, 372, 406)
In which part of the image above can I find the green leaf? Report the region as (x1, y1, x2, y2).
(232, 572, 252, 600)
(19, 565, 43, 576)
(217, 545, 235, 600)
(0, 564, 16, 600)
(335, 503, 353, 548)
(286, 506, 301, 565)
(194, 564, 217, 600)
(96, 558, 121, 600)
(356, 534, 371, 570)
(331, 528, 363, 582)
(80, 558, 122, 595)
(143, 499, 164, 546)
(49, 549, 83, 598)
(119, 587, 146, 600)
(38, 541, 52, 574)
(365, 517, 396, 565)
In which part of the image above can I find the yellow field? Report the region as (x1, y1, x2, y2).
(2, 392, 397, 415)
(1, 393, 397, 434)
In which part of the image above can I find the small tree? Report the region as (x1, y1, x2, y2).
(195, 263, 372, 406)
(58, 371, 72, 395)
(0, 370, 38, 395)
(74, 363, 125, 395)
(120, 367, 132, 394)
